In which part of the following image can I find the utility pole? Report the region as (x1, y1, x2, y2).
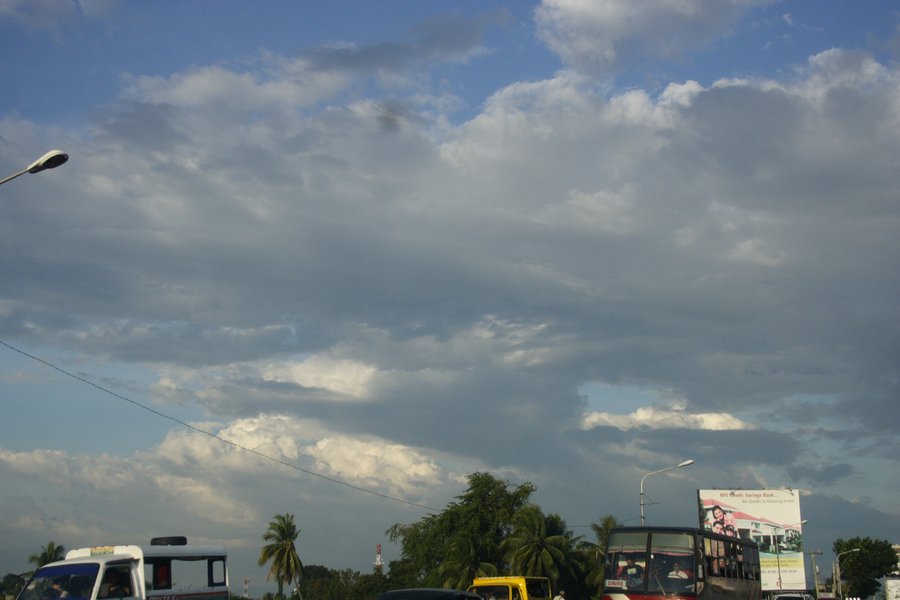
(806, 551, 823, 596)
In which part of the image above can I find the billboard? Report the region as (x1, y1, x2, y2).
(886, 578, 900, 600)
(698, 489, 806, 591)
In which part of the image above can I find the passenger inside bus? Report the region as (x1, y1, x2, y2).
(668, 561, 691, 579)
(619, 557, 645, 589)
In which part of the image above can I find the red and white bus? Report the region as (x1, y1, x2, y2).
(603, 527, 760, 600)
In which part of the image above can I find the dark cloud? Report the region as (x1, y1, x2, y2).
(786, 462, 854, 486)
(305, 12, 498, 74)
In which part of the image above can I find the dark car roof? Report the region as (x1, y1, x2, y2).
(378, 589, 482, 600)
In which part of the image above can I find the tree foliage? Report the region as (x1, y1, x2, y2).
(833, 537, 898, 599)
(502, 506, 573, 581)
(388, 472, 535, 588)
(1, 573, 27, 598)
(259, 513, 304, 599)
(28, 542, 66, 568)
(298, 564, 388, 600)
(583, 515, 621, 594)
(439, 532, 499, 590)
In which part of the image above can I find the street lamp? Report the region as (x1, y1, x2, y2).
(639, 459, 694, 525)
(0, 149, 68, 186)
(835, 548, 860, 600)
(774, 520, 807, 591)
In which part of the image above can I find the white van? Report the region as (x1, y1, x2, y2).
(17, 537, 228, 600)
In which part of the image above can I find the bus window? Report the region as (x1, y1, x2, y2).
(148, 561, 170, 590)
(605, 531, 647, 591)
(648, 532, 695, 593)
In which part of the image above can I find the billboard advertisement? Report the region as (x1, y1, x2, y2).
(886, 578, 900, 600)
(698, 489, 806, 592)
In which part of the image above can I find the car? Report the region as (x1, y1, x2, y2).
(378, 589, 483, 600)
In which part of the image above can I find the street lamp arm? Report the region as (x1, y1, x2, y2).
(0, 167, 29, 186)
(640, 460, 696, 487)
(639, 459, 694, 525)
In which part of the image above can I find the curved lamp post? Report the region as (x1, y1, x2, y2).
(0, 149, 68, 186)
(774, 519, 807, 590)
(639, 459, 694, 524)
(835, 547, 860, 600)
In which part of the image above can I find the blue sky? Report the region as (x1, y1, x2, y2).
(2, 0, 899, 596)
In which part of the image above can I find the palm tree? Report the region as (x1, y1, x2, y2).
(501, 506, 582, 587)
(29, 542, 66, 568)
(585, 515, 621, 593)
(258, 513, 304, 599)
(439, 532, 499, 590)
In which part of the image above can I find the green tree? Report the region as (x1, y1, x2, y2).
(297, 565, 388, 600)
(584, 515, 621, 593)
(1, 573, 27, 598)
(439, 532, 499, 590)
(28, 542, 66, 568)
(259, 513, 304, 599)
(833, 537, 898, 599)
(502, 505, 584, 590)
(388, 472, 535, 588)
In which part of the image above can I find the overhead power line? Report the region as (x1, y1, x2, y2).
(0, 338, 441, 513)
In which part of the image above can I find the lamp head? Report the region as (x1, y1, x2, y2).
(27, 150, 68, 174)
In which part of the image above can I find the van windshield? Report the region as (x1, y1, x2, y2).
(19, 564, 100, 600)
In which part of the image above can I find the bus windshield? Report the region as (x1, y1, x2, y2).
(647, 532, 696, 593)
(605, 530, 696, 594)
(19, 563, 100, 600)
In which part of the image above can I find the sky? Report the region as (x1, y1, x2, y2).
(1, 0, 899, 595)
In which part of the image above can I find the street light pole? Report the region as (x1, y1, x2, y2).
(639, 459, 694, 525)
(0, 149, 68, 186)
(835, 548, 860, 600)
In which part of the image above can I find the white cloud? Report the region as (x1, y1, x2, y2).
(121, 58, 352, 115)
(261, 357, 376, 399)
(582, 405, 756, 431)
(728, 238, 784, 266)
(535, 0, 773, 75)
(306, 436, 441, 496)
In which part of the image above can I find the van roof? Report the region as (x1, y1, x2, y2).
(63, 544, 227, 563)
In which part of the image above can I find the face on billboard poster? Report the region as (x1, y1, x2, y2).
(697, 489, 806, 591)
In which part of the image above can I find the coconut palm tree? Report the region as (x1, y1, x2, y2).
(258, 513, 304, 599)
(439, 532, 499, 590)
(585, 515, 621, 592)
(28, 542, 66, 568)
(502, 505, 582, 587)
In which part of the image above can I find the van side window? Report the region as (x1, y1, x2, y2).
(98, 566, 132, 598)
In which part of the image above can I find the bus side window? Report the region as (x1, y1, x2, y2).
(705, 539, 718, 575)
(208, 558, 226, 587)
(153, 562, 171, 590)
